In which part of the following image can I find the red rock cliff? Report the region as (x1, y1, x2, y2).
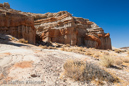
(33, 11, 112, 49)
(0, 3, 112, 49)
(0, 3, 36, 44)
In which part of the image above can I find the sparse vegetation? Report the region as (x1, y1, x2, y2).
(122, 57, 129, 63)
(19, 38, 28, 44)
(100, 56, 114, 67)
(85, 52, 93, 56)
(103, 52, 110, 55)
(61, 59, 119, 82)
(62, 59, 86, 81)
(114, 58, 123, 65)
(114, 49, 121, 53)
(93, 54, 100, 59)
(100, 56, 127, 68)
(114, 49, 126, 53)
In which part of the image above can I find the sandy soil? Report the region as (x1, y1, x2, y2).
(0, 36, 129, 86)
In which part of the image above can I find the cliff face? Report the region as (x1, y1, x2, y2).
(33, 11, 112, 49)
(0, 3, 112, 49)
(0, 3, 36, 44)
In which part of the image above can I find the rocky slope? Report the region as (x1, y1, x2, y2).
(0, 2, 112, 49)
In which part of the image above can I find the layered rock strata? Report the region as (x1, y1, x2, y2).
(34, 11, 112, 49)
(0, 2, 112, 49)
(0, 3, 36, 44)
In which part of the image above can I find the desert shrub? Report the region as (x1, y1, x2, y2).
(62, 59, 119, 82)
(93, 54, 100, 59)
(19, 38, 28, 44)
(114, 59, 123, 65)
(103, 52, 110, 55)
(114, 49, 126, 53)
(63, 59, 86, 81)
(100, 56, 124, 67)
(84, 62, 119, 82)
(85, 52, 93, 56)
(122, 57, 129, 63)
(100, 56, 114, 67)
(114, 49, 121, 53)
(91, 80, 104, 85)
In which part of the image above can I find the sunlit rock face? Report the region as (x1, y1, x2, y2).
(0, 2, 36, 44)
(33, 11, 112, 49)
(0, 2, 112, 49)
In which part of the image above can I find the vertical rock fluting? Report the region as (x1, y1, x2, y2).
(0, 2, 112, 49)
(0, 3, 36, 44)
(34, 11, 112, 49)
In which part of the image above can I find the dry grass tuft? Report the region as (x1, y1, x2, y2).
(114, 49, 126, 53)
(100, 56, 124, 68)
(103, 52, 110, 55)
(93, 54, 100, 59)
(114, 58, 123, 65)
(77, 47, 86, 52)
(100, 56, 114, 67)
(114, 49, 121, 53)
(63, 59, 86, 81)
(19, 38, 28, 44)
(62, 59, 119, 82)
(85, 52, 93, 56)
(91, 80, 104, 85)
(121, 57, 129, 63)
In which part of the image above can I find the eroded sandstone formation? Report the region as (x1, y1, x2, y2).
(0, 3, 36, 44)
(0, 2, 112, 49)
(34, 11, 112, 49)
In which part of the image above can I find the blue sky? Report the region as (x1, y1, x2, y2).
(1, 0, 129, 48)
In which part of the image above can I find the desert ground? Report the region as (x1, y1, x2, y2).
(0, 34, 129, 86)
